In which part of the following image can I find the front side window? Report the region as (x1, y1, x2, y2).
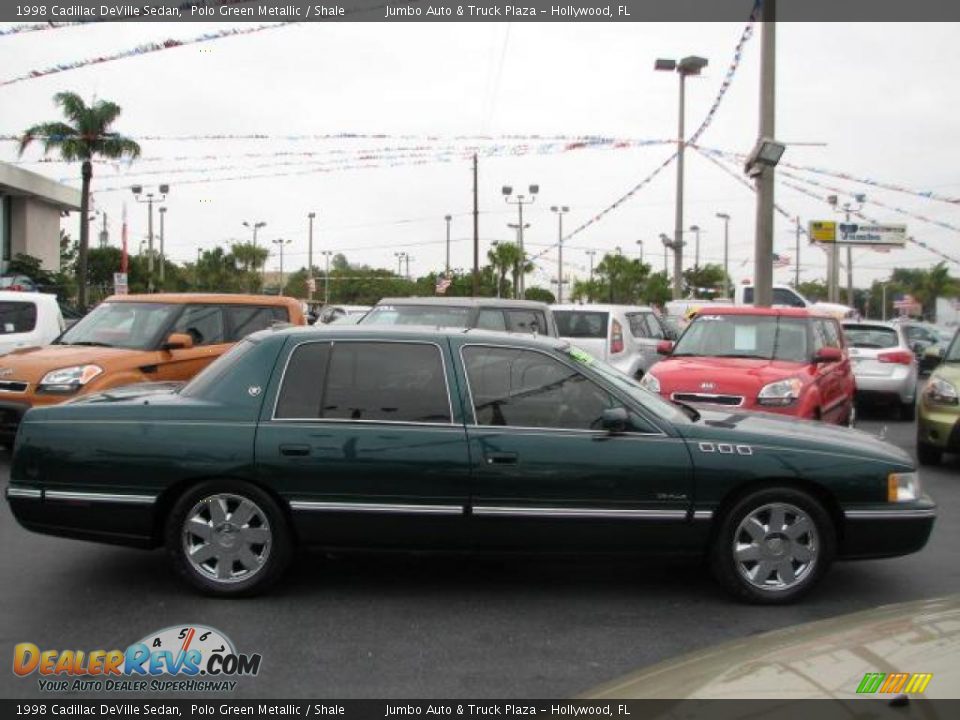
(56, 302, 180, 350)
(172, 305, 226, 346)
(0, 301, 37, 334)
(462, 346, 616, 430)
(276, 341, 451, 424)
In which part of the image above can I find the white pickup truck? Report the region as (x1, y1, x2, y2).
(666, 284, 857, 327)
(0, 292, 66, 356)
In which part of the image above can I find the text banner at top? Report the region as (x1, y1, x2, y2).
(3, 0, 960, 23)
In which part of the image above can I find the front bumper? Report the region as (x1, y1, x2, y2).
(917, 400, 960, 450)
(840, 497, 936, 559)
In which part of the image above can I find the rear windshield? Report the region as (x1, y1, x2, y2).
(843, 325, 899, 349)
(554, 311, 609, 339)
(0, 301, 37, 334)
(361, 304, 471, 328)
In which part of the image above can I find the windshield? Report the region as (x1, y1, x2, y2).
(672, 314, 810, 362)
(361, 304, 471, 328)
(943, 332, 960, 363)
(565, 346, 689, 425)
(55, 302, 180, 350)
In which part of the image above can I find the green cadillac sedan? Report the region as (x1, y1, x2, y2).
(5, 325, 935, 602)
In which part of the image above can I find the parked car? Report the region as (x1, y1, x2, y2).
(842, 320, 918, 420)
(641, 307, 855, 425)
(734, 283, 858, 319)
(914, 325, 955, 375)
(360, 297, 558, 336)
(6, 325, 933, 601)
(917, 330, 960, 465)
(0, 291, 65, 357)
(0, 293, 303, 443)
(553, 304, 672, 378)
(0, 274, 40, 293)
(316, 304, 370, 325)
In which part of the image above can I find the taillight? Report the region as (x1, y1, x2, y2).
(878, 350, 914, 365)
(611, 319, 624, 354)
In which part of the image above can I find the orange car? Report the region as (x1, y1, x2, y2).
(0, 293, 304, 442)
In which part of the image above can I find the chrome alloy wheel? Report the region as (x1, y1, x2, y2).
(182, 493, 272, 584)
(732, 502, 818, 591)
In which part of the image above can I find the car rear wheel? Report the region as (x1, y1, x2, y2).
(917, 442, 943, 467)
(710, 488, 835, 604)
(165, 480, 292, 597)
(899, 397, 917, 422)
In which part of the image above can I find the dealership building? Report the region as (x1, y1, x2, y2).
(0, 161, 81, 274)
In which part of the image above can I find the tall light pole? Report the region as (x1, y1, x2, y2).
(158, 206, 167, 289)
(307, 212, 316, 302)
(503, 183, 538, 297)
(660, 232, 685, 294)
(243, 219, 267, 284)
(394, 251, 406, 276)
(689, 224, 701, 269)
(272, 238, 291, 295)
(320, 250, 333, 304)
(750, 0, 778, 307)
(444, 214, 452, 276)
(131, 183, 169, 294)
(656, 54, 708, 299)
(636, 239, 644, 264)
(551, 205, 569, 303)
(715, 213, 731, 299)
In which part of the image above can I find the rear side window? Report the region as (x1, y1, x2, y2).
(843, 324, 899, 349)
(0, 301, 37, 334)
(226, 306, 287, 341)
(555, 311, 609, 338)
(627, 312, 666, 339)
(276, 341, 451, 424)
(477, 309, 507, 332)
(172, 305, 226, 346)
(772, 288, 806, 308)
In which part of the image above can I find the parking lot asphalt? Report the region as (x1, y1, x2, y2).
(1, 407, 958, 699)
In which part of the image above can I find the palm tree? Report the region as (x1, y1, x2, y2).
(19, 93, 141, 310)
(920, 262, 957, 321)
(487, 242, 522, 298)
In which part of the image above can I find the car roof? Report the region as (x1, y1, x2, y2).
(842, 320, 899, 329)
(692, 306, 826, 318)
(255, 322, 568, 350)
(375, 296, 551, 310)
(552, 304, 656, 313)
(104, 293, 301, 307)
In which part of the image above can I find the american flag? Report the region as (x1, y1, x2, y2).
(772, 252, 791, 269)
(435, 276, 452, 294)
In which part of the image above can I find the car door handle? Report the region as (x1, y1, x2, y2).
(280, 444, 311, 457)
(484, 452, 518, 465)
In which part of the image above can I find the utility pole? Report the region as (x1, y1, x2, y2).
(272, 238, 291, 295)
(794, 215, 801, 288)
(321, 250, 332, 304)
(472, 154, 479, 297)
(158, 207, 166, 289)
(827, 193, 865, 305)
(551, 206, 569, 303)
(690, 225, 701, 269)
(752, 0, 777, 307)
(394, 252, 406, 276)
(196, 248, 201, 290)
(715, 214, 731, 299)
(586, 250, 597, 303)
(405, 253, 411, 280)
(444, 213, 452, 277)
(636, 239, 644, 264)
(307, 212, 316, 301)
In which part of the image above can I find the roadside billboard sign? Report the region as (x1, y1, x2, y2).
(810, 220, 907, 247)
(113, 272, 128, 295)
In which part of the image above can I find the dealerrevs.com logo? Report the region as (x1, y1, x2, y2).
(13, 625, 261, 693)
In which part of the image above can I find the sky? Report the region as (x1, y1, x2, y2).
(2, 16, 960, 293)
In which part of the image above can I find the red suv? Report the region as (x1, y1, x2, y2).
(640, 307, 855, 424)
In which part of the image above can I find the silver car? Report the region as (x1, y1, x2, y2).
(842, 320, 919, 420)
(553, 304, 672, 378)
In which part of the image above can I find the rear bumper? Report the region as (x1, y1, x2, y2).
(5, 484, 159, 549)
(852, 372, 916, 403)
(839, 498, 936, 559)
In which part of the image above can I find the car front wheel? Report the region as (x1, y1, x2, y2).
(710, 488, 835, 604)
(917, 442, 943, 466)
(165, 480, 293, 597)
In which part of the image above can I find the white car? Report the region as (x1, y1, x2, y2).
(842, 320, 919, 420)
(552, 304, 672, 378)
(0, 291, 65, 357)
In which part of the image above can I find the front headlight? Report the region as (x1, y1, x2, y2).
(757, 377, 803, 407)
(640, 373, 660, 394)
(38, 365, 103, 394)
(888, 471, 922, 502)
(924, 376, 959, 405)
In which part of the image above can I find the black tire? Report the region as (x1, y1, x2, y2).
(917, 442, 943, 467)
(899, 400, 917, 422)
(710, 487, 835, 605)
(165, 479, 293, 597)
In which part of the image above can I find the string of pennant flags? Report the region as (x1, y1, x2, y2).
(0, 22, 85, 36)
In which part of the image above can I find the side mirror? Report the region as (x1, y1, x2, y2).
(924, 345, 944, 365)
(657, 340, 674, 355)
(601, 407, 629, 433)
(814, 346, 842, 363)
(162, 332, 194, 351)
